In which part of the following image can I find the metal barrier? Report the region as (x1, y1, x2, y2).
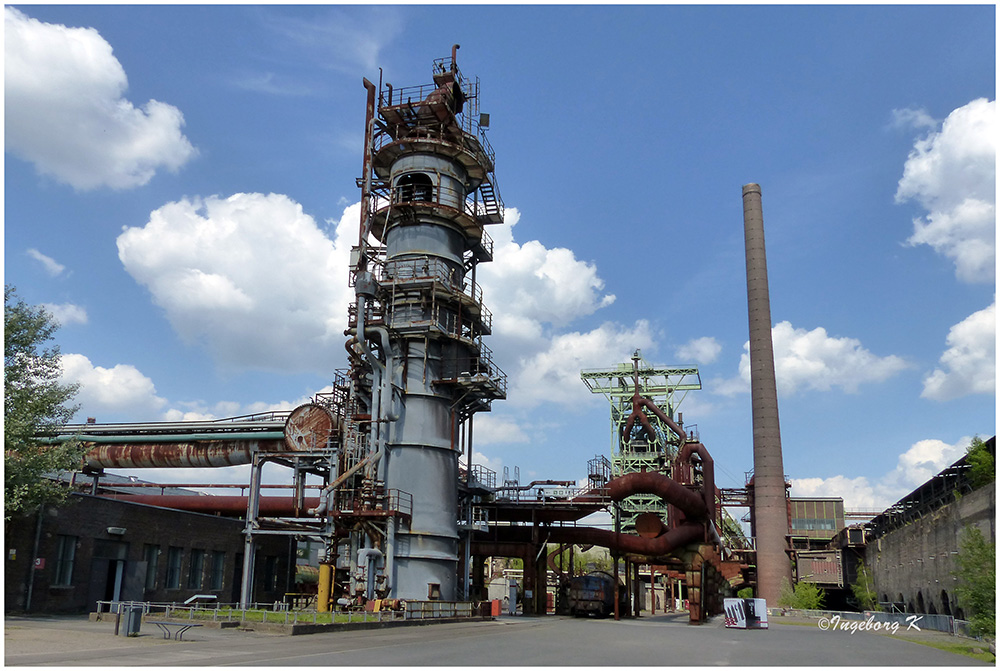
(790, 608, 968, 635)
(96, 600, 488, 626)
(404, 601, 480, 620)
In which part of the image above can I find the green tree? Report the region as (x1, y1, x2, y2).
(4, 285, 83, 520)
(851, 564, 878, 611)
(737, 587, 754, 599)
(953, 526, 995, 638)
(966, 436, 994, 488)
(778, 577, 825, 610)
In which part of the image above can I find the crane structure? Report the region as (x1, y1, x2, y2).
(581, 350, 701, 535)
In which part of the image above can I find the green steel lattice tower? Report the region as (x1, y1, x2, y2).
(580, 350, 701, 534)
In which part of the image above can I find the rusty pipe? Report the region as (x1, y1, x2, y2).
(359, 78, 377, 253)
(308, 447, 383, 516)
(100, 494, 320, 516)
(494, 479, 575, 493)
(83, 440, 284, 470)
(607, 470, 706, 520)
(676, 442, 716, 525)
(481, 523, 705, 559)
(451, 44, 460, 70)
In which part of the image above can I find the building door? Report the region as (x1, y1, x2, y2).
(88, 540, 130, 610)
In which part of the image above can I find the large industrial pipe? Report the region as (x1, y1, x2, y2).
(676, 442, 717, 525)
(483, 523, 705, 559)
(82, 440, 284, 470)
(742, 183, 791, 603)
(101, 494, 320, 516)
(606, 471, 706, 520)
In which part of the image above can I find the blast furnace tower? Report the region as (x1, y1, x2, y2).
(741, 183, 791, 604)
(347, 46, 506, 601)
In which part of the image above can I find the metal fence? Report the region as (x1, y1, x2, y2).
(96, 599, 488, 626)
(786, 608, 974, 636)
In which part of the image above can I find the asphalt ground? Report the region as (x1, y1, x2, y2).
(4, 611, 990, 666)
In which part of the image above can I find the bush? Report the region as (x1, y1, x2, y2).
(954, 526, 995, 638)
(778, 578, 825, 610)
(966, 436, 994, 488)
(851, 564, 878, 611)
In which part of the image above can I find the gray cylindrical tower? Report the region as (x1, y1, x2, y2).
(741, 183, 791, 605)
(354, 50, 506, 601)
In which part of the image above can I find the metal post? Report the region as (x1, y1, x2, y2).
(239, 455, 264, 608)
(24, 504, 44, 612)
(613, 503, 620, 621)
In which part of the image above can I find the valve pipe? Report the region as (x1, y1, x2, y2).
(308, 448, 382, 515)
(358, 548, 384, 600)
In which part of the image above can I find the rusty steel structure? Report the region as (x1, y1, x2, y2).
(742, 183, 792, 605)
(582, 350, 702, 535)
(345, 46, 506, 602)
(39, 50, 762, 622)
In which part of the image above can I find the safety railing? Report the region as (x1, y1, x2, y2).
(437, 342, 508, 397)
(470, 463, 497, 489)
(404, 600, 487, 620)
(787, 608, 975, 636)
(371, 177, 500, 230)
(95, 601, 410, 625)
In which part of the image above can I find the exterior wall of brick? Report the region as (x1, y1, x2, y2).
(5, 493, 293, 613)
(866, 482, 994, 617)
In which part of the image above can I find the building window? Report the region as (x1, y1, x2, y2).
(166, 547, 183, 589)
(188, 549, 205, 590)
(395, 173, 434, 203)
(53, 535, 77, 586)
(208, 551, 226, 591)
(791, 518, 835, 531)
(144, 544, 160, 590)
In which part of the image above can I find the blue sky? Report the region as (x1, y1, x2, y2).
(5, 4, 996, 513)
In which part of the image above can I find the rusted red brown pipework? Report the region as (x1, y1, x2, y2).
(83, 441, 284, 470)
(675, 442, 717, 527)
(482, 523, 705, 559)
(102, 495, 320, 516)
(621, 390, 688, 446)
(607, 471, 705, 521)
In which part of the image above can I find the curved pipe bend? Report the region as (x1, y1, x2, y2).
(607, 471, 705, 520)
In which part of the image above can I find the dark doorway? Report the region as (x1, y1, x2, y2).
(231, 553, 244, 604)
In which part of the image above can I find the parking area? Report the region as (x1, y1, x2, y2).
(4, 612, 989, 666)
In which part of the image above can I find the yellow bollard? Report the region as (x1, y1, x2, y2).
(317, 564, 333, 613)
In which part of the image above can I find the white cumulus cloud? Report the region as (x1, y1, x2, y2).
(473, 206, 652, 410)
(60, 353, 167, 421)
(896, 98, 996, 284)
(479, 208, 616, 335)
(41, 302, 88, 326)
(4, 7, 196, 190)
(791, 436, 973, 511)
(717, 321, 908, 396)
(921, 301, 996, 401)
(510, 321, 655, 407)
(675, 336, 721, 364)
(117, 193, 355, 373)
(472, 414, 530, 445)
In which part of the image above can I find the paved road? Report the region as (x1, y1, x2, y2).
(4, 612, 989, 666)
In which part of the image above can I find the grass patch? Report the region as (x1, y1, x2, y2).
(901, 637, 995, 663)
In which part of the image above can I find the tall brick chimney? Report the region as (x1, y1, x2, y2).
(742, 183, 791, 605)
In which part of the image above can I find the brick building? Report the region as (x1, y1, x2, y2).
(5, 492, 293, 613)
